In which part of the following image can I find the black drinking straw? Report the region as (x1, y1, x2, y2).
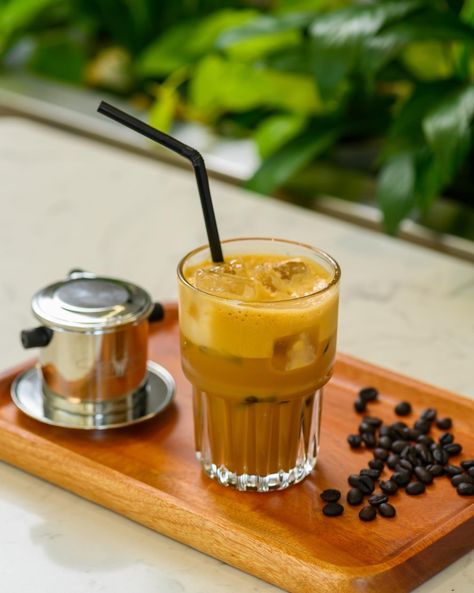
(97, 101, 224, 263)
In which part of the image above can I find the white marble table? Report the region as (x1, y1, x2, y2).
(0, 117, 472, 592)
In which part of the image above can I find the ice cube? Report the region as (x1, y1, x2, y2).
(272, 332, 316, 371)
(274, 259, 308, 280)
(194, 270, 256, 300)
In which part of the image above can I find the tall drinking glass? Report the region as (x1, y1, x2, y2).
(178, 238, 340, 492)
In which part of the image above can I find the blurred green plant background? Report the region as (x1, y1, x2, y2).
(1, 0, 474, 238)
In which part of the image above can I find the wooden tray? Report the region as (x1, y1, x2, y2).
(0, 304, 472, 593)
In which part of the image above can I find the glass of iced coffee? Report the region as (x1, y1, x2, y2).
(178, 238, 340, 492)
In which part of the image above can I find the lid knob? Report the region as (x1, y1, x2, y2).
(21, 326, 53, 349)
(149, 302, 165, 323)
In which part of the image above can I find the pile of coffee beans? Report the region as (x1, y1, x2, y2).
(321, 386, 473, 520)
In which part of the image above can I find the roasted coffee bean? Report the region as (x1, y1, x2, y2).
(439, 433, 454, 446)
(363, 416, 382, 428)
(368, 493, 388, 506)
(322, 502, 344, 516)
(387, 454, 400, 469)
(361, 468, 381, 480)
(444, 465, 463, 477)
(451, 474, 474, 487)
(461, 459, 474, 471)
(415, 444, 433, 465)
(392, 471, 411, 486)
(378, 436, 392, 450)
(400, 445, 412, 460)
(457, 483, 474, 496)
(468, 467, 474, 479)
(436, 417, 452, 430)
(417, 435, 434, 446)
(347, 488, 364, 506)
(359, 505, 377, 521)
(359, 421, 376, 434)
(414, 466, 433, 484)
(427, 464, 444, 477)
(374, 448, 389, 461)
(380, 426, 397, 440)
(421, 408, 437, 422)
(391, 421, 409, 431)
(362, 432, 377, 448)
(407, 429, 422, 441)
(394, 401, 411, 416)
(320, 489, 341, 502)
(399, 427, 413, 440)
(379, 479, 398, 495)
(378, 503, 396, 518)
(398, 459, 414, 472)
(414, 419, 430, 434)
(348, 474, 374, 494)
(406, 481, 425, 495)
(407, 448, 419, 467)
(347, 434, 362, 449)
(354, 399, 366, 414)
(369, 459, 385, 471)
(444, 443, 462, 456)
(391, 440, 407, 454)
(432, 447, 449, 465)
(359, 387, 378, 402)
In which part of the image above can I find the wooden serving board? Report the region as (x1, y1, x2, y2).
(0, 304, 472, 593)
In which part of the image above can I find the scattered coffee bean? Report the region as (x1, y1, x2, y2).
(414, 419, 430, 434)
(360, 468, 381, 480)
(362, 432, 377, 448)
(414, 466, 433, 485)
(391, 421, 409, 431)
(378, 502, 396, 518)
(369, 459, 385, 471)
(347, 434, 362, 449)
(348, 474, 374, 494)
(460, 459, 474, 471)
(444, 465, 463, 477)
(435, 417, 452, 430)
(378, 436, 392, 449)
(387, 454, 400, 469)
(395, 401, 411, 416)
(380, 426, 397, 439)
(392, 471, 411, 486)
(347, 488, 364, 506)
(421, 408, 437, 422)
(468, 467, 474, 479)
(359, 421, 376, 434)
(391, 440, 407, 454)
(398, 459, 414, 472)
(415, 443, 433, 465)
(323, 502, 344, 516)
(417, 435, 434, 446)
(444, 443, 462, 456)
(406, 481, 425, 495)
(363, 416, 382, 428)
(359, 387, 378, 402)
(374, 448, 389, 461)
(321, 489, 341, 502)
(426, 464, 444, 477)
(439, 433, 454, 445)
(368, 493, 388, 506)
(457, 483, 474, 496)
(432, 446, 449, 465)
(452, 474, 474, 487)
(379, 479, 398, 495)
(354, 399, 366, 414)
(359, 505, 377, 521)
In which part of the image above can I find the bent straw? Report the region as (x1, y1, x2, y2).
(97, 101, 224, 263)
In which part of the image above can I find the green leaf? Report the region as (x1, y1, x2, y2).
(29, 32, 86, 83)
(309, 0, 423, 98)
(254, 113, 307, 158)
(422, 83, 474, 180)
(246, 119, 340, 194)
(190, 54, 324, 115)
(414, 149, 444, 212)
(401, 42, 452, 80)
(377, 153, 416, 235)
(0, 0, 59, 36)
(148, 85, 178, 133)
(137, 9, 257, 78)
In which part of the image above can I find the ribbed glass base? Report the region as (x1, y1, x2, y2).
(194, 387, 322, 492)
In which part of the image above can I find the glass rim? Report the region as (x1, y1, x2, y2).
(177, 237, 341, 305)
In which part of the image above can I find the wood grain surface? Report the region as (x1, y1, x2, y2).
(0, 304, 472, 593)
